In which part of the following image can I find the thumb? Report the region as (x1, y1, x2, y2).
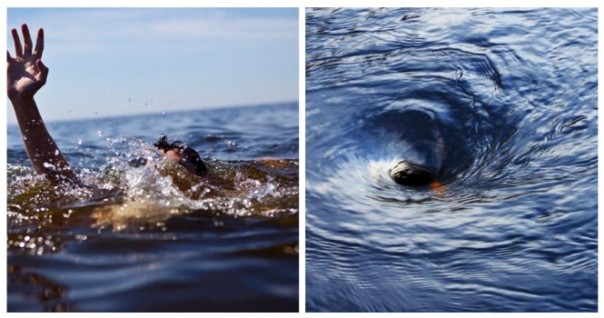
(35, 59, 49, 83)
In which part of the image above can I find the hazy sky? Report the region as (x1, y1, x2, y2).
(6, 8, 299, 124)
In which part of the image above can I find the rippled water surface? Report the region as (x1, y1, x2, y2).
(306, 8, 597, 312)
(8, 103, 299, 311)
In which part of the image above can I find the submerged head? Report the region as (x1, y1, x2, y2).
(389, 160, 438, 187)
(154, 135, 208, 177)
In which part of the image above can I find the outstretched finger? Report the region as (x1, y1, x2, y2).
(11, 28, 23, 57)
(7, 50, 12, 62)
(22, 24, 33, 56)
(33, 28, 44, 59)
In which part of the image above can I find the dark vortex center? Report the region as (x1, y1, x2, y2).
(389, 161, 437, 186)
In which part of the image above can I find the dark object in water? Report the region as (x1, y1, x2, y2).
(383, 109, 443, 187)
(154, 135, 208, 177)
(128, 157, 148, 168)
(390, 160, 437, 186)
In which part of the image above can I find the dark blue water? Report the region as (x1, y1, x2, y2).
(7, 102, 299, 312)
(306, 8, 597, 312)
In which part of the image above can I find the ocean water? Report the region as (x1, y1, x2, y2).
(306, 8, 597, 312)
(7, 102, 299, 312)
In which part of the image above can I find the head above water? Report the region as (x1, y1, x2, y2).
(154, 135, 208, 177)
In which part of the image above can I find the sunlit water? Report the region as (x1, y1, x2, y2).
(7, 102, 299, 312)
(306, 8, 597, 312)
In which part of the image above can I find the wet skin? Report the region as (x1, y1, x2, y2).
(154, 135, 208, 177)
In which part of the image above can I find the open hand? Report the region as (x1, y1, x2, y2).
(7, 24, 48, 100)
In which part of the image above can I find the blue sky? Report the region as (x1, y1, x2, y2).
(6, 8, 299, 123)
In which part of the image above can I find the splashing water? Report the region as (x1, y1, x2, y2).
(7, 104, 299, 312)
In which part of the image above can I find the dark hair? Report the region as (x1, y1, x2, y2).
(154, 135, 208, 176)
(180, 146, 208, 176)
(154, 135, 171, 151)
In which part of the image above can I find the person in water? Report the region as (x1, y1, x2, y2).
(154, 135, 208, 177)
(8, 24, 215, 186)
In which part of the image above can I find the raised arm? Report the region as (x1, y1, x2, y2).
(7, 24, 78, 185)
